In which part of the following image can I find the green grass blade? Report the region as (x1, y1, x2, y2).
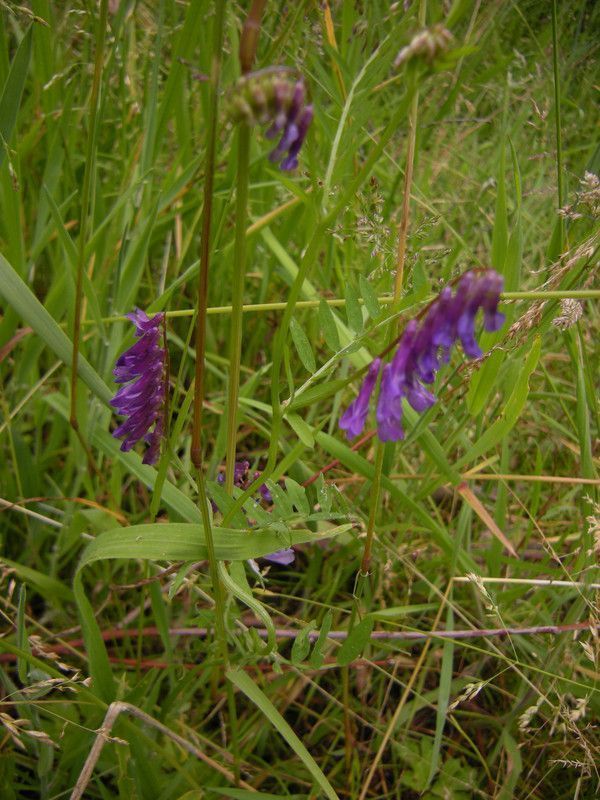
(0, 253, 112, 404)
(315, 431, 475, 570)
(45, 393, 202, 523)
(1, 558, 73, 603)
(457, 336, 541, 469)
(0, 27, 32, 170)
(227, 668, 340, 800)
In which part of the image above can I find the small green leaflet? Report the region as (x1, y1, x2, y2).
(336, 616, 374, 666)
(291, 619, 317, 664)
(359, 275, 380, 318)
(289, 316, 316, 373)
(345, 283, 363, 333)
(309, 609, 333, 668)
(319, 298, 341, 351)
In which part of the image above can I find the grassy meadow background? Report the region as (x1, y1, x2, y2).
(0, 1, 599, 798)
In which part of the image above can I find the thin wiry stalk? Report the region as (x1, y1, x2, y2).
(551, 0, 565, 252)
(69, 0, 108, 453)
(358, 582, 451, 800)
(225, 0, 264, 492)
(189, 0, 240, 781)
(83, 288, 600, 326)
(357, 0, 428, 587)
(225, 125, 250, 492)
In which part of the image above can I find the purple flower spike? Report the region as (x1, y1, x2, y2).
(340, 270, 505, 443)
(227, 70, 313, 171)
(279, 105, 313, 172)
(339, 357, 381, 439)
(110, 309, 166, 465)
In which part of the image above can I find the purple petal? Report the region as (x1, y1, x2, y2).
(457, 309, 483, 358)
(376, 363, 405, 442)
(263, 548, 295, 566)
(339, 358, 381, 439)
(406, 380, 436, 412)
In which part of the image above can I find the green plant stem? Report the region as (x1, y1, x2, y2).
(225, 125, 251, 492)
(189, 0, 240, 782)
(221, 219, 329, 525)
(89, 288, 600, 325)
(69, 0, 108, 441)
(551, 0, 565, 252)
(356, 0, 426, 604)
(191, 3, 226, 470)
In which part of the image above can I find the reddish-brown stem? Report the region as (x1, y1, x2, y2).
(239, 0, 267, 74)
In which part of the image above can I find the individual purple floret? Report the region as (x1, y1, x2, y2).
(226, 69, 313, 172)
(254, 472, 273, 504)
(340, 269, 505, 443)
(339, 357, 381, 438)
(268, 93, 314, 172)
(217, 460, 250, 488)
(111, 309, 166, 465)
(263, 548, 295, 565)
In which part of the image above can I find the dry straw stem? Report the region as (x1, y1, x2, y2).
(68, 701, 254, 800)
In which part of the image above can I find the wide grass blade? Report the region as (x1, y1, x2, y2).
(77, 523, 349, 570)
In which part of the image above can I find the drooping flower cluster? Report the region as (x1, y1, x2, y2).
(111, 309, 166, 465)
(340, 270, 505, 443)
(214, 460, 294, 566)
(226, 67, 313, 171)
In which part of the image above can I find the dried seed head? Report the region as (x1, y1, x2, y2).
(394, 24, 453, 69)
(551, 298, 583, 331)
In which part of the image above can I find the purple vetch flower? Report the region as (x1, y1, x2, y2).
(339, 357, 381, 438)
(226, 68, 313, 172)
(217, 460, 250, 488)
(111, 309, 166, 465)
(211, 460, 295, 567)
(262, 548, 295, 566)
(254, 472, 273, 504)
(340, 269, 505, 443)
